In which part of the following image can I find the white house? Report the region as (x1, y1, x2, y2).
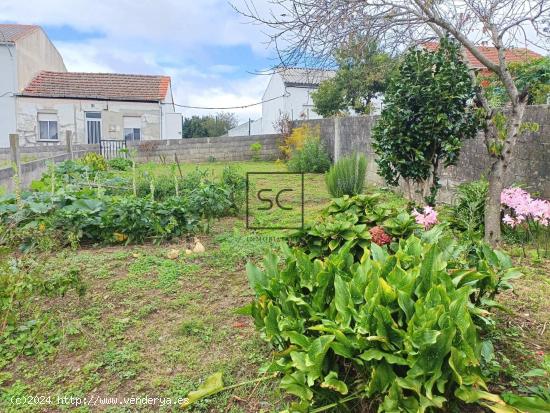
(17, 71, 181, 145)
(229, 68, 335, 136)
(0, 24, 66, 147)
(0, 23, 182, 148)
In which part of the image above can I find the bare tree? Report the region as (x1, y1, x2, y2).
(236, 0, 550, 244)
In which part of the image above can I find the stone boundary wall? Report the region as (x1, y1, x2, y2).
(0, 144, 98, 161)
(296, 105, 550, 201)
(128, 134, 281, 163)
(0, 146, 99, 193)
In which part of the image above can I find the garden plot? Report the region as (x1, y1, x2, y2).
(0, 155, 548, 413)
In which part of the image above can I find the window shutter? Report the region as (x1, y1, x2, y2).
(38, 113, 57, 122)
(123, 117, 141, 129)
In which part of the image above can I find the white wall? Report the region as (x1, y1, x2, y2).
(282, 85, 322, 121)
(0, 27, 66, 148)
(261, 73, 286, 134)
(0, 44, 18, 148)
(15, 28, 66, 91)
(261, 73, 325, 134)
(16, 97, 163, 145)
(228, 118, 262, 136)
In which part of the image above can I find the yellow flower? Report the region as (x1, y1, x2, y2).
(38, 223, 46, 232)
(113, 232, 128, 242)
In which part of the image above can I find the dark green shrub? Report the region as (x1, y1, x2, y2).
(372, 37, 479, 204)
(287, 137, 331, 173)
(325, 153, 367, 197)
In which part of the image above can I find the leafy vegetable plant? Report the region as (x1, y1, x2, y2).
(246, 232, 522, 412)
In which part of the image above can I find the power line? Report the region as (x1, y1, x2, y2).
(164, 93, 287, 110)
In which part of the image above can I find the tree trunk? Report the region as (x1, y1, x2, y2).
(484, 159, 504, 244)
(484, 102, 527, 245)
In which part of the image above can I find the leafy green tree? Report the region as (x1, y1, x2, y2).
(182, 116, 208, 138)
(312, 40, 395, 117)
(310, 79, 346, 118)
(182, 112, 238, 138)
(484, 57, 550, 107)
(372, 38, 479, 205)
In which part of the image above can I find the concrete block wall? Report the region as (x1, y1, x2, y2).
(297, 105, 550, 201)
(0, 144, 98, 161)
(129, 134, 281, 163)
(0, 146, 98, 193)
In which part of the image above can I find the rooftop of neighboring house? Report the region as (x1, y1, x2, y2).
(422, 42, 543, 69)
(21, 71, 171, 102)
(0, 23, 40, 43)
(277, 67, 336, 87)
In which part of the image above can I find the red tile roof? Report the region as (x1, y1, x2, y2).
(22, 71, 171, 102)
(0, 24, 40, 42)
(422, 42, 542, 69)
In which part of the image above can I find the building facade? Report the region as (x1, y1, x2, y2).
(17, 72, 180, 145)
(0, 24, 182, 148)
(0, 24, 66, 147)
(228, 68, 336, 136)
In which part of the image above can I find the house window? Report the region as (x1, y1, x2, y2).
(124, 117, 141, 141)
(38, 113, 58, 140)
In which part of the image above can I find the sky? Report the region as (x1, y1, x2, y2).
(0, 0, 276, 124)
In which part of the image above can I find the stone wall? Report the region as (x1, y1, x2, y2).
(296, 105, 550, 201)
(129, 134, 281, 163)
(0, 143, 98, 161)
(0, 146, 98, 193)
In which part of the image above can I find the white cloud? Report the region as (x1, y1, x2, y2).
(0, 0, 277, 124)
(55, 42, 115, 73)
(56, 37, 270, 123)
(172, 75, 270, 123)
(0, 0, 270, 51)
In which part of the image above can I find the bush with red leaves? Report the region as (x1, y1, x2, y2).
(369, 226, 392, 246)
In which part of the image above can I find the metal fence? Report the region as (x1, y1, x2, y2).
(100, 139, 127, 160)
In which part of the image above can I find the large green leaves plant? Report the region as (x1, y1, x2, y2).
(293, 193, 417, 260)
(247, 232, 520, 412)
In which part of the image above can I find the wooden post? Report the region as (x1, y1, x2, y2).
(9, 134, 22, 206)
(66, 130, 74, 160)
(334, 117, 341, 163)
(9, 134, 21, 174)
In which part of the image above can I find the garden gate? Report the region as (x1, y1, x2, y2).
(100, 139, 127, 160)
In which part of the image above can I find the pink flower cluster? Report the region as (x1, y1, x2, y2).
(412, 206, 438, 229)
(501, 187, 550, 227)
